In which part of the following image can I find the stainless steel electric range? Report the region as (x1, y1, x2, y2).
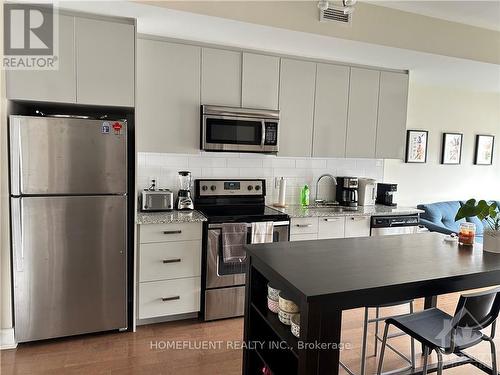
(194, 179, 290, 321)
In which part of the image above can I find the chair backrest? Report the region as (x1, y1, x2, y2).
(452, 287, 500, 330)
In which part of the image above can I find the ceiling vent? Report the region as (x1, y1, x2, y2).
(320, 6, 352, 24)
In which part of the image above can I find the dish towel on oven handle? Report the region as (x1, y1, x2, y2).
(222, 223, 248, 263)
(251, 222, 274, 244)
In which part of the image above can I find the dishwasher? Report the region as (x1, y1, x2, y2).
(370, 214, 423, 236)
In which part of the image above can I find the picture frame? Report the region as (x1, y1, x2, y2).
(441, 132, 463, 165)
(405, 130, 428, 163)
(474, 135, 495, 165)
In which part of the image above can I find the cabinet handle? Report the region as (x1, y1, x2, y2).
(296, 224, 312, 228)
(161, 296, 180, 302)
(323, 218, 340, 222)
(162, 258, 181, 264)
(350, 217, 367, 221)
(163, 230, 182, 235)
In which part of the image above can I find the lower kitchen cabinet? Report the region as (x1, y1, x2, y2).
(139, 241, 201, 282)
(318, 216, 345, 239)
(344, 215, 371, 238)
(291, 233, 318, 242)
(290, 215, 371, 241)
(137, 222, 202, 321)
(138, 277, 201, 319)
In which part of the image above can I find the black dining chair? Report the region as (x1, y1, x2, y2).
(377, 287, 500, 375)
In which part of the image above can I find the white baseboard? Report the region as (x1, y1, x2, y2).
(1, 328, 17, 350)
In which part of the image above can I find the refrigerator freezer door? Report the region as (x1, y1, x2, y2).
(12, 195, 127, 342)
(10, 116, 127, 195)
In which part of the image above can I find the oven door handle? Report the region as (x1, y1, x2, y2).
(208, 221, 289, 229)
(261, 120, 266, 146)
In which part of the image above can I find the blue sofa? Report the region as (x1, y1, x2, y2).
(417, 200, 500, 243)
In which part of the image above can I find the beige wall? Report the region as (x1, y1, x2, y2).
(384, 83, 500, 206)
(0, 0, 13, 331)
(144, 1, 500, 65)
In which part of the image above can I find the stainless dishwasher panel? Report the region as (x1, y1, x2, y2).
(370, 214, 420, 236)
(371, 226, 419, 236)
(12, 195, 127, 342)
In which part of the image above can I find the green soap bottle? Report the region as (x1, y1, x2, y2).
(300, 184, 310, 206)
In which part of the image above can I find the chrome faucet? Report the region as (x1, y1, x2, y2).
(315, 174, 338, 204)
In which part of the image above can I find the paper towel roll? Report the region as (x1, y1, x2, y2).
(278, 178, 287, 206)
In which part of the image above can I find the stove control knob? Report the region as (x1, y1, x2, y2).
(247, 185, 253, 191)
(210, 185, 217, 191)
(255, 185, 261, 191)
(202, 185, 208, 191)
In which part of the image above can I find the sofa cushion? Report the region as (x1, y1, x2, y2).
(417, 201, 465, 234)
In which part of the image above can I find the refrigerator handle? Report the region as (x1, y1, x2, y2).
(9, 116, 22, 196)
(11, 198, 24, 271)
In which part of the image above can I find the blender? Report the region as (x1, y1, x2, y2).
(175, 171, 194, 210)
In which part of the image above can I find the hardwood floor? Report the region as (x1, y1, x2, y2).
(1, 292, 497, 374)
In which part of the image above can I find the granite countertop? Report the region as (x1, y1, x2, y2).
(274, 204, 424, 218)
(136, 210, 207, 225)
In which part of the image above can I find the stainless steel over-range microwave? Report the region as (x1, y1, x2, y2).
(201, 105, 280, 153)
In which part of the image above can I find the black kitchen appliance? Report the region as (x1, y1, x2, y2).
(194, 179, 289, 321)
(376, 183, 398, 206)
(336, 177, 359, 208)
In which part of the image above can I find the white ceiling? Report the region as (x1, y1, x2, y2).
(58, 1, 500, 92)
(373, 1, 500, 31)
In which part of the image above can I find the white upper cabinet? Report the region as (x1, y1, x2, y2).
(278, 59, 316, 157)
(201, 48, 241, 107)
(376, 71, 409, 159)
(241, 53, 280, 110)
(6, 15, 76, 103)
(76, 17, 135, 107)
(312, 63, 350, 157)
(137, 39, 201, 153)
(345, 68, 380, 158)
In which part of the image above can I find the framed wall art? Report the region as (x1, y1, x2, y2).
(441, 133, 463, 165)
(474, 135, 495, 165)
(405, 130, 428, 163)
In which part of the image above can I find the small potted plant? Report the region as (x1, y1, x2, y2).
(456, 199, 500, 253)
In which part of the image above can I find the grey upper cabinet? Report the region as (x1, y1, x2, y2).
(376, 71, 409, 159)
(201, 48, 241, 107)
(137, 39, 201, 154)
(278, 59, 316, 157)
(345, 68, 380, 158)
(312, 63, 350, 157)
(6, 15, 76, 103)
(241, 53, 280, 110)
(76, 17, 135, 107)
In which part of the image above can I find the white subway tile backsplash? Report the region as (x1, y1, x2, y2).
(188, 157, 226, 168)
(295, 159, 328, 169)
(227, 158, 264, 168)
(137, 152, 384, 203)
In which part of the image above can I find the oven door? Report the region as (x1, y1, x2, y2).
(206, 221, 289, 289)
(202, 115, 268, 152)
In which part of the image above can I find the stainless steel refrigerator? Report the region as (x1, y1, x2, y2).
(9, 115, 128, 342)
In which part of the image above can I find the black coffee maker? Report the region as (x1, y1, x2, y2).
(336, 177, 359, 207)
(376, 183, 398, 206)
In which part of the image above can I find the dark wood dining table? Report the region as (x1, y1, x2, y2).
(242, 232, 500, 375)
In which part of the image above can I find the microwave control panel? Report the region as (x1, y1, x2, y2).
(264, 122, 278, 146)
